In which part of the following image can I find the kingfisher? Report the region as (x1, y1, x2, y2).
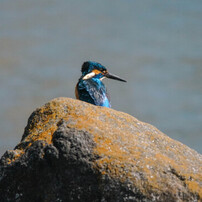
(75, 61, 126, 108)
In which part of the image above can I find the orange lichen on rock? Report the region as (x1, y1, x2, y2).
(17, 100, 68, 151)
(2, 149, 24, 165)
(3, 97, 202, 201)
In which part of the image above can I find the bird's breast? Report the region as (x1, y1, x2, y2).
(75, 83, 79, 99)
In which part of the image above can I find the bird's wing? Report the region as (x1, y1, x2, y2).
(83, 79, 111, 107)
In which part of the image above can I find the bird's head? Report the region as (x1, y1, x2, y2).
(81, 61, 126, 82)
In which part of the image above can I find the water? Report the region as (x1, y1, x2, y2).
(0, 0, 202, 156)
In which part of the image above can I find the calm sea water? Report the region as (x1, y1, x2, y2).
(1, 0, 202, 155)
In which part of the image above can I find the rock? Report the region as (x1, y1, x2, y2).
(0, 97, 201, 202)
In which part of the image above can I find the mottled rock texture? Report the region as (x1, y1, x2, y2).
(0, 97, 201, 202)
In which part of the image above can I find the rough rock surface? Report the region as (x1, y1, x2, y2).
(0, 97, 201, 202)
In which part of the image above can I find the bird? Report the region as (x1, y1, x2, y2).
(75, 61, 126, 108)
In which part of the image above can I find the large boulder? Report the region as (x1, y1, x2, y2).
(0, 97, 201, 202)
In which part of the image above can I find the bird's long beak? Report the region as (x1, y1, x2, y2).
(105, 72, 127, 82)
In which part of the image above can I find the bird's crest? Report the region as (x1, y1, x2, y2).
(81, 61, 107, 76)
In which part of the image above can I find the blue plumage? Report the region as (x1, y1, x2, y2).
(76, 61, 126, 108)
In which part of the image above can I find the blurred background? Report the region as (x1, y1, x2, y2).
(1, 0, 202, 156)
